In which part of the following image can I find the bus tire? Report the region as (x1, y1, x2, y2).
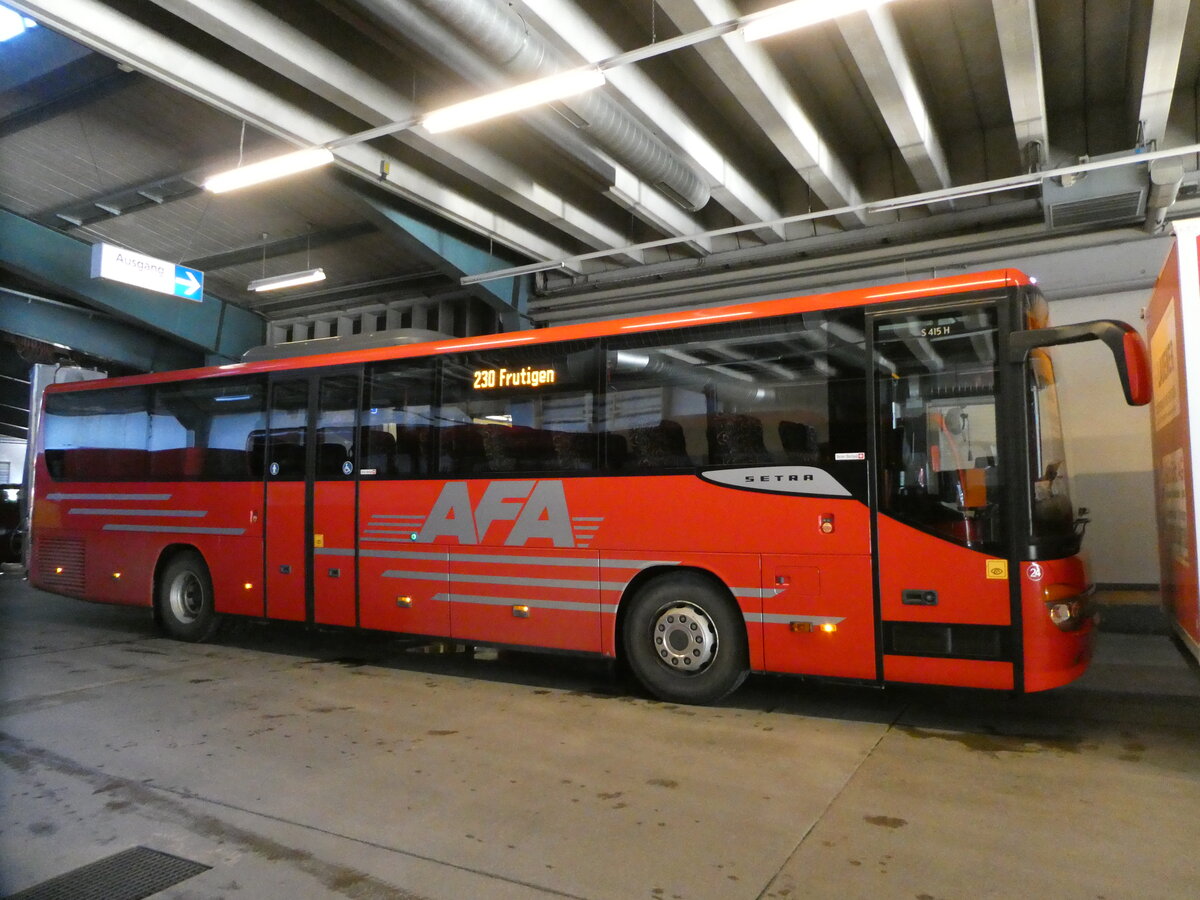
(622, 572, 748, 705)
(157, 551, 219, 642)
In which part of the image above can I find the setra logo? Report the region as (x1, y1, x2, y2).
(417, 480, 575, 547)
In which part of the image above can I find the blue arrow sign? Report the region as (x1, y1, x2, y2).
(91, 242, 206, 303)
(173, 265, 204, 301)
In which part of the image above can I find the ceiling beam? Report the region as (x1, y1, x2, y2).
(520, 0, 785, 242)
(145, 0, 645, 265)
(1136, 0, 1190, 148)
(0, 289, 203, 372)
(992, 0, 1050, 168)
(349, 184, 532, 330)
(0, 208, 263, 360)
(350, 0, 713, 254)
(182, 222, 377, 272)
(9, 0, 576, 267)
(838, 6, 952, 197)
(656, 0, 865, 229)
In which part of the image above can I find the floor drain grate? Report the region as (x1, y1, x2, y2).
(6, 846, 211, 900)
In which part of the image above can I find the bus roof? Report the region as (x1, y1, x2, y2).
(46, 268, 1031, 393)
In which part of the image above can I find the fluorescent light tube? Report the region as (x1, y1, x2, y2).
(205, 148, 334, 193)
(422, 67, 606, 134)
(742, 0, 894, 42)
(248, 267, 326, 292)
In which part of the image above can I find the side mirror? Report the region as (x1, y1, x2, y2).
(1008, 320, 1151, 406)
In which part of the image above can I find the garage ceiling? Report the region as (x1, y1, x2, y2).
(1, 0, 1199, 353)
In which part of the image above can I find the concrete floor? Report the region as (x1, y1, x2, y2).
(2, 571, 1198, 900)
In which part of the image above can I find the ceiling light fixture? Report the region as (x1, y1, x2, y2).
(200, 0, 883, 193)
(248, 268, 326, 292)
(205, 147, 334, 193)
(422, 67, 606, 134)
(742, 0, 896, 42)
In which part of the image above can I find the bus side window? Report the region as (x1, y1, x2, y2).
(43, 386, 151, 482)
(438, 341, 599, 476)
(363, 360, 437, 478)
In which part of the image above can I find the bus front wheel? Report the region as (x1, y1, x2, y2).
(622, 573, 748, 705)
(157, 551, 219, 642)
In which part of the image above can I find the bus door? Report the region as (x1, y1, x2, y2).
(264, 372, 360, 627)
(870, 303, 1018, 689)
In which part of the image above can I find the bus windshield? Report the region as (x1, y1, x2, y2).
(1028, 350, 1077, 552)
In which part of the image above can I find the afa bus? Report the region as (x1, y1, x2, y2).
(28, 270, 1150, 704)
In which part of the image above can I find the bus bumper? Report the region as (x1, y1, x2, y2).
(1020, 557, 1097, 692)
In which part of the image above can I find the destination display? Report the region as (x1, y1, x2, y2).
(473, 365, 558, 389)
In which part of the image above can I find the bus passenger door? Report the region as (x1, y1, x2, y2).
(870, 305, 1017, 690)
(265, 378, 309, 621)
(264, 372, 360, 627)
(311, 374, 359, 628)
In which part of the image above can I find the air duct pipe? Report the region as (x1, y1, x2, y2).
(404, 0, 711, 212)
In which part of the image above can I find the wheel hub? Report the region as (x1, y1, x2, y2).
(652, 603, 718, 674)
(169, 573, 203, 624)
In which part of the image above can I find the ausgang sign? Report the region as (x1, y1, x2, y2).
(89, 242, 204, 302)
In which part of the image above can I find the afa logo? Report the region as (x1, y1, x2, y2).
(418, 480, 577, 547)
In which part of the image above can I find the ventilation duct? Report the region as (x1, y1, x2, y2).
(1042, 153, 1147, 229)
(403, 0, 711, 212)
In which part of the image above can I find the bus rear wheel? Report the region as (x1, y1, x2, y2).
(622, 573, 748, 705)
(157, 551, 219, 642)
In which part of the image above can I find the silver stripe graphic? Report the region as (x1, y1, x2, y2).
(384, 569, 624, 591)
(732, 587, 785, 599)
(361, 549, 443, 559)
(102, 524, 245, 535)
(431, 592, 618, 614)
(359, 549, 677, 569)
(572, 517, 604, 522)
(744, 613, 846, 626)
(69, 508, 207, 517)
(314, 548, 355, 556)
(47, 493, 171, 501)
(370, 514, 426, 520)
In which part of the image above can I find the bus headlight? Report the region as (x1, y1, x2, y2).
(1046, 599, 1083, 631)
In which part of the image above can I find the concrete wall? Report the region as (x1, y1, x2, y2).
(1049, 291, 1158, 586)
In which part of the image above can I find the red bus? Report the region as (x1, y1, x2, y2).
(28, 270, 1150, 703)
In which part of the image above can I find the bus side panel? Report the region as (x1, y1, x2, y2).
(449, 547, 600, 653)
(761, 554, 875, 678)
(876, 515, 1012, 625)
(171, 481, 264, 618)
(357, 479, 450, 638)
(29, 476, 264, 615)
(1020, 557, 1095, 692)
(882, 655, 1014, 690)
